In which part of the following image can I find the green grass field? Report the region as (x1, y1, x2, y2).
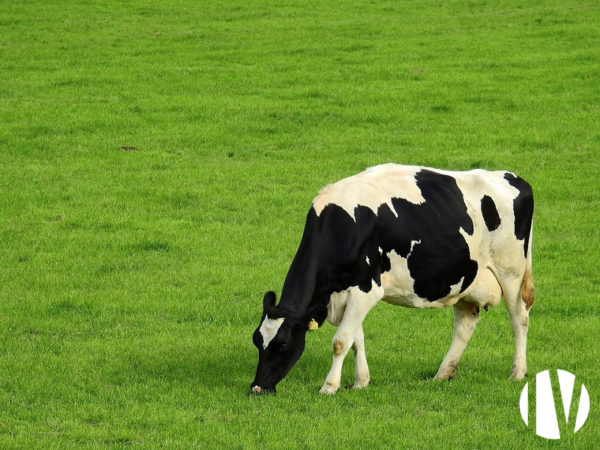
(1, 0, 599, 447)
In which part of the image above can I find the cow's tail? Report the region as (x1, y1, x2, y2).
(521, 221, 535, 310)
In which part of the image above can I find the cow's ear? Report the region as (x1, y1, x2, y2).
(303, 304, 328, 330)
(263, 291, 276, 312)
(263, 291, 286, 319)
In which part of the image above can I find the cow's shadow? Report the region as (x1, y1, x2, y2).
(120, 340, 450, 394)
(119, 343, 258, 394)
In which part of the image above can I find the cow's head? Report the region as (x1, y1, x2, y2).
(250, 291, 326, 394)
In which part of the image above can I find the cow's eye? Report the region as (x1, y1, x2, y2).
(279, 342, 289, 352)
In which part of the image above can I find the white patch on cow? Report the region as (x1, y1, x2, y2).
(312, 164, 425, 220)
(459, 226, 478, 250)
(409, 239, 420, 252)
(259, 315, 285, 350)
(379, 243, 436, 308)
(380, 249, 416, 302)
(378, 246, 383, 255)
(379, 241, 461, 308)
(448, 276, 465, 297)
(365, 256, 370, 266)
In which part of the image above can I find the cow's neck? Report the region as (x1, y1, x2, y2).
(278, 243, 319, 319)
(277, 209, 323, 319)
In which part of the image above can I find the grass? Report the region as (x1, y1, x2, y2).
(1, 0, 599, 447)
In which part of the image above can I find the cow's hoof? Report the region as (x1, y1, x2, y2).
(433, 373, 454, 381)
(510, 370, 528, 381)
(434, 362, 457, 381)
(353, 376, 370, 389)
(319, 383, 339, 395)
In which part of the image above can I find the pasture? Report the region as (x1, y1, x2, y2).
(1, 0, 598, 447)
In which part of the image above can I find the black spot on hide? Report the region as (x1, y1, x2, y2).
(504, 173, 534, 257)
(380, 170, 478, 300)
(481, 195, 501, 231)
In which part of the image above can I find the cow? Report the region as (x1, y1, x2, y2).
(251, 164, 534, 394)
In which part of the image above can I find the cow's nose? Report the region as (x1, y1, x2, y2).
(251, 385, 262, 394)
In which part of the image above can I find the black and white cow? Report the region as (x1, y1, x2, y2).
(251, 164, 534, 394)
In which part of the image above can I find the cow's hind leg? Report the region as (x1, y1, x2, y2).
(320, 283, 382, 395)
(436, 268, 502, 380)
(352, 325, 370, 389)
(435, 300, 481, 380)
(504, 268, 534, 380)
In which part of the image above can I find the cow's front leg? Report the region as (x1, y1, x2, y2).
(435, 300, 480, 380)
(320, 284, 381, 395)
(319, 328, 353, 395)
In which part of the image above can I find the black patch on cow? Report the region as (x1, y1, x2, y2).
(481, 195, 501, 231)
(385, 169, 478, 300)
(278, 169, 479, 317)
(504, 173, 534, 257)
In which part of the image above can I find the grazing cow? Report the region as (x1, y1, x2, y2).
(251, 164, 534, 394)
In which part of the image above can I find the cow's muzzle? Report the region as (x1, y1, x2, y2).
(250, 384, 275, 395)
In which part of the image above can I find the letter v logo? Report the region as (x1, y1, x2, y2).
(520, 369, 590, 439)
